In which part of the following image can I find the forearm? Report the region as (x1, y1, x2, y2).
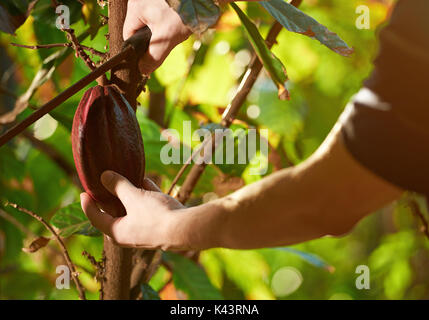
(173, 168, 323, 250)
(170, 123, 403, 250)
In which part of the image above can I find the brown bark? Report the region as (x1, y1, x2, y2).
(102, 0, 137, 300)
(108, 0, 141, 109)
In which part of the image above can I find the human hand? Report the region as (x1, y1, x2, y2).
(123, 0, 192, 74)
(80, 170, 186, 249)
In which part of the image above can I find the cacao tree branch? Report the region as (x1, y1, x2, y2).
(11, 42, 107, 57)
(102, 0, 140, 300)
(5, 202, 86, 300)
(0, 208, 37, 238)
(82, 250, 106, 298)
(63, 28, 97, 71)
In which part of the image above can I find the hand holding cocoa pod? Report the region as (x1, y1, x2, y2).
(72, 85, 145, 217)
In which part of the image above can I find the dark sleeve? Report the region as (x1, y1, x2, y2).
(341, 0, 429, 197)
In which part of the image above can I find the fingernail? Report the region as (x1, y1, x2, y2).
(101, 170, 114, 184)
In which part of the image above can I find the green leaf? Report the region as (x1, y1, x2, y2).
(0, 0, 37, 35)
(260, 0, 353, 56)
(167, 0, 220, 34)
(140, 283, 161, 300)
(231, 3, 289, 100)
(50, 202, 101, 238)
(163, 252, 223, 300)
(213, 124, 251, 177)
(32, 0, 82, 26)
(81, 0, 101, 39)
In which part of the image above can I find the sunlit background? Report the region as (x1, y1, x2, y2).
(1, 0, 429, 300)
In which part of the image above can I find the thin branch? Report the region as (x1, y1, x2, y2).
(11, 42, 69, 50)
(80, 45, 106, 58)
(82, 250, 98, 267)
(82, 250, 105, 299)
(5, 202, 86, 300)
(100, 14, 108, 26)
(0, 208, 94, 276)
(63, 28, 97, 70)
(0, 208, 37, 237)
(11, 42, 106, 57)
(408, 199, 429, 240)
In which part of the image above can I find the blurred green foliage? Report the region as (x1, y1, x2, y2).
(1, 0, 429, 300)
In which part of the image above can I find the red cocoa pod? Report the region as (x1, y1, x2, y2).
(72, 85, 145, 217)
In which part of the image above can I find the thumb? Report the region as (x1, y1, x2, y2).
(101, 170, 140, 204)
(142, 178, 162, 192)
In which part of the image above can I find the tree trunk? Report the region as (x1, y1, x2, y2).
(102, 0, 141, 300)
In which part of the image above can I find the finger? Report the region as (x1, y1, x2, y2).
(123, 4, 147, 40)
(142, 178, 162, 192)
(100, 170, 140, 205)
(138, 33, 169, 74)
(138, 49, 161, 75)
(80, 193, 121, 239)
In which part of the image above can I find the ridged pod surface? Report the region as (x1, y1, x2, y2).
(72, 85, 145, 217)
